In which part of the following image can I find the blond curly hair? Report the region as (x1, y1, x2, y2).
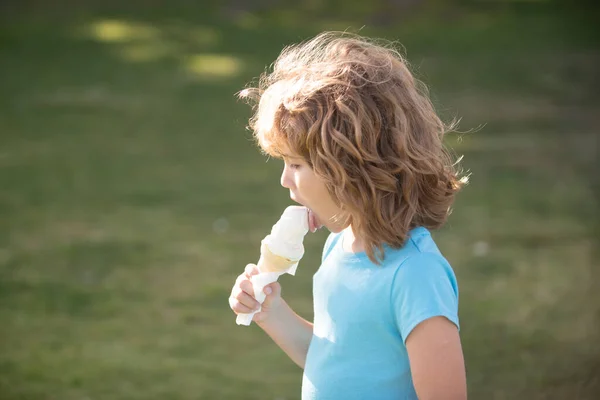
(240, 32, 467, 263)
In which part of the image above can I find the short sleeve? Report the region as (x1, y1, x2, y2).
(391, 252, 459, 344)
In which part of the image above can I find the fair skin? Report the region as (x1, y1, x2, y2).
(229, 154, 467, 399)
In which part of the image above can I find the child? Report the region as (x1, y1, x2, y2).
(229, 32, 467, 400)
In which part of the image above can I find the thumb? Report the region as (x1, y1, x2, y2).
(261, 282, 281, 307)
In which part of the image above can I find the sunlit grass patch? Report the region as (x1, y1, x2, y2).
(89, 19, 161, 43)
(183, 53, 244, 79)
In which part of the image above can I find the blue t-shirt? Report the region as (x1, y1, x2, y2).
(301, 227, 459, 400)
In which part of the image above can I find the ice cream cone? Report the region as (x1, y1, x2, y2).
(236, 206, 309, 326)
(258, 242, 298, 273)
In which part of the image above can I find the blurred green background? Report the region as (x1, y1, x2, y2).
(1, 0, 598, 399)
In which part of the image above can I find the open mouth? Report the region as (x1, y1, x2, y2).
(290, 194, 322, 232)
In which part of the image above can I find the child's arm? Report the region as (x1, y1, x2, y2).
(406, 316, 467, 400)
(230, 263, 313, 369)
(392, 252, 467, 399)
(257, 296, 314, 369)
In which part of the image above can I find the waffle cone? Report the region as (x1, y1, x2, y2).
(258, 242, 297, 273)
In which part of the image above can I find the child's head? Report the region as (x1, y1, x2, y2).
(240, 32, 466, 263)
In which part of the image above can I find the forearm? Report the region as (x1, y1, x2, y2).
(257, 300, 313, 368)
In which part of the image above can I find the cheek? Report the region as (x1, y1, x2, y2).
(307, 181, 333, 207)
(296, 173, 318, 197)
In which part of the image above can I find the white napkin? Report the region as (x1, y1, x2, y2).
(235, 260, 299, 326)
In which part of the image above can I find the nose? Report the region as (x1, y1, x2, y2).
(280, 164, 294, 190)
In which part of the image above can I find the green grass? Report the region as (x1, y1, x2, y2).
(1, 2, 598, 399)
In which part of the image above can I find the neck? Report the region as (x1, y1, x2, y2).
(343, 225, 366, 253)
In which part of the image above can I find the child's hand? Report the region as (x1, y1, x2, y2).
(229, 263, 283, 323)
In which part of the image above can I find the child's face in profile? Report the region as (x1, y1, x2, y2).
(280, 153, 344, 233)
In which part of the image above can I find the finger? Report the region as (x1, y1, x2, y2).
(261, 282, 281, 307)
(234, 289, 261, 310)
(244, 263, 259, 278)
(235, 272, 246, 285)
(239, 279, 257, 297)
(229, 296, 258, 314)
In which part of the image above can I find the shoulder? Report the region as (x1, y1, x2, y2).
(390, 250, 460, 343)
(389, 228, 459, 306)
(394, 251, 457, 288)
(395, 227, 454, 277)
(382, 227, 448, 271)
(405, 226, 442, 254)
